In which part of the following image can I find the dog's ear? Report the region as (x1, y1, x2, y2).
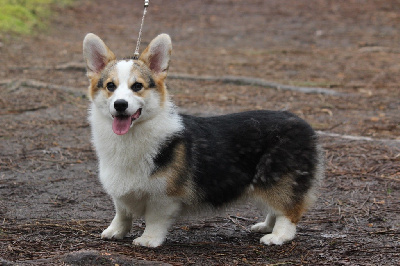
(83, 33, 116, 77)
(139, 34, 172, 80)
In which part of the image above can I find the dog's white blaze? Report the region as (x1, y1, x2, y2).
(113, 60, 134, 102)
(116, 60, 134, 85)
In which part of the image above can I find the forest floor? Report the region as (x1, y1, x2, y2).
(0, 0, 399, 265)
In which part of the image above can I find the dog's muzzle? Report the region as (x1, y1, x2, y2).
(111, 99, 142, 135)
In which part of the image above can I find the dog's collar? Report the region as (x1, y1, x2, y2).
(133, 0, 150, 60)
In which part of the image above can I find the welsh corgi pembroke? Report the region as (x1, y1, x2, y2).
(83, 33, 324, 248)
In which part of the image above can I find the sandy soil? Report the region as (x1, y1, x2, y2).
(0, 0, 399, 265)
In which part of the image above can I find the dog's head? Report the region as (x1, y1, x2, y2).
(83, 33, 172, 135)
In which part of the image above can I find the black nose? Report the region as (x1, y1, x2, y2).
(114, 99, 128, 112)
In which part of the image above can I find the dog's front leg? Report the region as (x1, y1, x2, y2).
(133, 198, 180, 248)
(101, 199, 133, 240)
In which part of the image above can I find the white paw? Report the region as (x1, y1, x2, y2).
(132, 235, 165, 248)
(251, 222, 273, 233)
(260, 233, 292, 245)
(101, 225, 129, 240)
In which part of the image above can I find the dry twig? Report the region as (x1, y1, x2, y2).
(168, 73, 345, 96)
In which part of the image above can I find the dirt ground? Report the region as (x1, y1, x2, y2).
(1, 0, 399, 265)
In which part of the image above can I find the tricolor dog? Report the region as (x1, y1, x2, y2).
(83, 33, 324, 248)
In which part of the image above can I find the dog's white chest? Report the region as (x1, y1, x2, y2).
(92, 126, 159, 197)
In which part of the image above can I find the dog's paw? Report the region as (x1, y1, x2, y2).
(260, 233, 292, 245)
(132, 235, 164, 248)
(101, 225, 128, 240)
(251, 222, 273, 233)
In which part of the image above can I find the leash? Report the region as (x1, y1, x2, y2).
(133, 0, 150, 60)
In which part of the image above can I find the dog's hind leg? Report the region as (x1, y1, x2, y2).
(101, 199, 133, 240)
(251, 172, 309, 245)
(252, 185, 316, 246)
(250, 203, 297, 245)
(259, 215, 297, 245)
(251, 212, 276, 233)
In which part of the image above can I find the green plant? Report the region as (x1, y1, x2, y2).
(0, 0, 72, 34)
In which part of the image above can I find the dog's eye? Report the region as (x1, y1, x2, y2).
(106, 82, 117, 92)
(131, 82, 143, 92)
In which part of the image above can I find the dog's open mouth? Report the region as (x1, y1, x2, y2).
(112, 108, 142, 135)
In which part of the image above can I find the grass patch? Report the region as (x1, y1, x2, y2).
(0, 0, 72, 34)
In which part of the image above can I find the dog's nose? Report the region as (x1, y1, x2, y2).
(114, 99, 128, 112)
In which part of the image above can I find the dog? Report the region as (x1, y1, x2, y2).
(83, 33, 324, 248)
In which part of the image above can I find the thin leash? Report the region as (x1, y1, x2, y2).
(133, 0, 150, 60)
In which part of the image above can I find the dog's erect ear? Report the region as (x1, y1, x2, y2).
(83, 33, 116, 77)
(139, 34, 172, 80)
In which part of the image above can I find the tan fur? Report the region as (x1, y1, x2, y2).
(89, 75, 101, 100)
(139, 45, 151, 66)
(253, 175, 300, 223)
(155, 79, 168, 107)
(151, 142, 193, 200)
(285, 202, 307, 224)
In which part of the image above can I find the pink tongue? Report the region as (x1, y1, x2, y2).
(112, 116, 131, 135)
